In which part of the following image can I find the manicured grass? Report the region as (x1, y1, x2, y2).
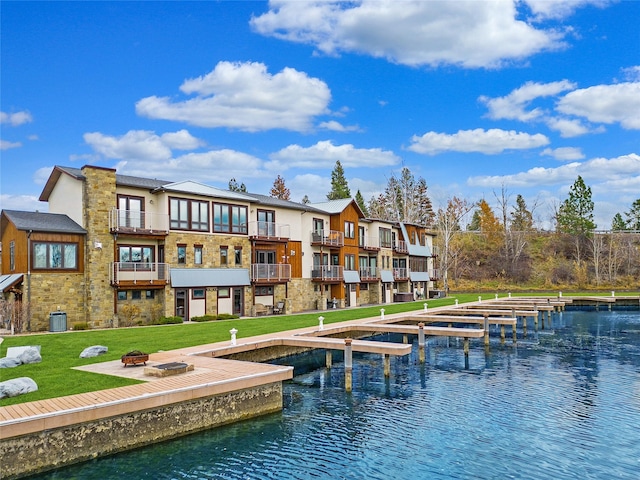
(0, 292, 635, 406)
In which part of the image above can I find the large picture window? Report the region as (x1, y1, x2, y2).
(33, 242, 78, 270)
(379, 228, 392, 248)
(213, 203, 247, 234)
(118, 246, 154, 264)
(170, 197, 209, 231)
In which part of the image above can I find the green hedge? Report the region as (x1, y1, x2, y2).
(150, 316, 184, 325)
(190, 313, 239, 322)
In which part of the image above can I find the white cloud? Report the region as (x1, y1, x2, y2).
(468, 153, 640, 188)
(84, 129, 203, 161)
(0, 110, 33, 126)
(268, 140, 400, 169)
(523, 0, 613, 20)
(480, 80, 576, 121)
(0, 194, 47, 211)
(1, 139, 22, 150)
(34, 166, 54, 185)
(556, 82, 640, 130)
(621, 66, 640, 82)
(540, 147, 585, 161)
(251, 0, 567, 69)
(544, 116, 596, 137)
(408, 128, 549, 155)
(136, 61, 331, 132)
(318, 120, 362, 132)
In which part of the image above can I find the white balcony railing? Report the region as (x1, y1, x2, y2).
(393, 267, 408, 279)
(359, 266, 378, 280)
(248, 221, 290, 240)
(110, 262, 170, 285)
(109, 208, 169, 234)
(359, 235, 380, 250)
(251, 263, 291, 282)
(394, 241, 409, 253)
(310, 230, 344, 247)
(311, 265, 343, 281)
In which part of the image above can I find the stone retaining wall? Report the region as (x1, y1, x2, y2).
(0, 382, 282, 479)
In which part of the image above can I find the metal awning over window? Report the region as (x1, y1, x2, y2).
(343, 270, 361, 283)
(170, 268, 250, 288)
(380, 270, 394, 283)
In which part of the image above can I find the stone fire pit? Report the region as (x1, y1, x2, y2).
(144, 362, 194, 377)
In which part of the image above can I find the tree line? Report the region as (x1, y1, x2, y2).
(231, 164, 640, 291)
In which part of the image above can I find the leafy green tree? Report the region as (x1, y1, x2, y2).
(270, 175, 290, 200)
(611, 213, 627, 231)
(355, 190, 368, 216)
(326, 160, 351, 200)
(625, 199, 640, 231)
(228, 178, 246, 192)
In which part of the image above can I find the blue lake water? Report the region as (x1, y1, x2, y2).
(32, 308, 640, 479)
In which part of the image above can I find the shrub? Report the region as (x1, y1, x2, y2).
(72, 322, 89, 330)
(216, 313, 239, 320)
(150, 316, 183, 325)
(190, 315, 218, 323)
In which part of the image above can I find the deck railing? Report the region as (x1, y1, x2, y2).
(311, 265, 344, 281)
(310, 230, 344, 247)
(110, 262, 170, 285)
(248, 221, 290, 240)
(109, 209, 169, 234)
(251, 263, 291, 282)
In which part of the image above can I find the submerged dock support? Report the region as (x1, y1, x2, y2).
(418, 323, 425, 363)
(483, 314, 490, 347)
(383, 354, 391, 377)
(326, 350, 332, 369)
(344, 338, 353, 392)
(463, 337, 470, 357)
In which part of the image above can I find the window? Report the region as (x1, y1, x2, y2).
(255, 286, 274, 295)
(218, 287, 230, 298)
(192, 289, 205, 299)
(146, 290, 155, 299)
(118, 291, 127, 301)
(220, 246, 228, 265)
(132, 290, 142, 300)
(358, 226, 365, 247)
(257, 210, 275, 236)
(170, 197, 209, 231)
(256, 250, 276, 264)
(194, 245, 203, 265)
(345, 221, 355, 239)
(379, 228, 392, 248)
(118, 246, 154, 265)
(177, 244, 186, 264)
(344, 254, 355, 270)
(9, 241, 15, 271)
(213, 203, 247, 234)
(235, 246, 242, 265)
(33, 242, 78, 270)
(118, 195, 145, 229)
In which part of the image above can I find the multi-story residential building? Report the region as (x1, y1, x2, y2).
(0, 165, 438, 331)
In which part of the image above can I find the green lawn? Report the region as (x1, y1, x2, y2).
(0, 292, 633, 406)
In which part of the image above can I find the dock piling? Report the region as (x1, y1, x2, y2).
(418, 323, 425, 363)
(344, 338, 353, 392)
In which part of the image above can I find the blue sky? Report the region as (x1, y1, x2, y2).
(1, 0, 639, 229)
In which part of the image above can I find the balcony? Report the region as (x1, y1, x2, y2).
(359, 266, 378, 282)
(359, 236, 380, 251)
(109, 209, 169, 235)
(248, 221, 290, 241)
(110, 262, 170, 286)
(251, 263, 291, 283)
(394, 241, 409, 254)
(393, 267, 408, 281)
(311, 230, 344, 248)
(311, 265, 344, 281)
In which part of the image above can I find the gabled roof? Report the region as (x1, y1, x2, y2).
(40, 165, 172, 201)
(2, 210, 86, 234)
(310, 198, 365, 217)
(154, 181, 255, 201)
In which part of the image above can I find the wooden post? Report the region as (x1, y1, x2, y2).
(512, 323, 517, 344)
(403, 334, 408, 344)
(344, 338, 352, 392)
(383, 354, 390, 377)
(418, 322, 425, 363)
(534, 308, 539, 330)
(483, 314, 489, 347)
(326, 350, 332, 369)
(500, 325, 505, 344)
(463, 337, 469, 357)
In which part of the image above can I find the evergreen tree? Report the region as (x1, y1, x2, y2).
(611, 213, 627, 231)
(467, 209, 481, 231)
(269, 175, 291, 200)
(326, 160, 351, 200)
(355, 190, 368, 216)
(301, 195, 310, 204)
(625, 199, 640, 231)
(228, 178, 246, 192)
(510, 194, 534, 231)
(556, 176, 596, 234)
